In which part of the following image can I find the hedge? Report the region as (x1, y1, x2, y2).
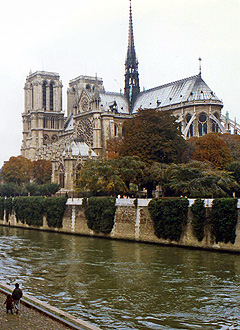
(211, 198, 238, 244)
(84, 197, 116, 233)
(13, 197, 44, 226)
(190, 199, 206, 242)
(148, 198, 189, 241)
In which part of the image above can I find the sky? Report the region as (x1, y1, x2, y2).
(0, 0, 240, 167)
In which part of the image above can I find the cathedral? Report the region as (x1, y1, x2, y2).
(21, 0, 228, 192)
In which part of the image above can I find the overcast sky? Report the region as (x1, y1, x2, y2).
(0, 0, 239, 167)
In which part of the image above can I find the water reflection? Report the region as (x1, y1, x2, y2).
(0, 226, 240, 329)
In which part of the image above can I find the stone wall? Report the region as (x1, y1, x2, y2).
(2, 198, 240, 253)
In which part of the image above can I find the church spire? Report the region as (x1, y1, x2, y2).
(124, 0, 140, 112)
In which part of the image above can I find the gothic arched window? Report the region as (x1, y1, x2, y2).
(51, 117, 55, 129)
(186, 113, 193, 138)
(75, 164, 82, 182)
(42, 81, 47, 110)
(59, 164, 65, 188)
(30, 84, 34, 110)
(198, 113, 207, 136)
(50, 81, 54, 111)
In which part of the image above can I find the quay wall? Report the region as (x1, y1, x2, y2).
(1, 198, 240, 253)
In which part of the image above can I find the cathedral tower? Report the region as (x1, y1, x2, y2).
(124, 0, 140, 112)
(21, 71, 65, 160)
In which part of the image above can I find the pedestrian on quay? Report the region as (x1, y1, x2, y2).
(3, 294, 14, 314)
(12, 283, 23, 314)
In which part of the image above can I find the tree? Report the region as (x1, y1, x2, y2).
(0, 182, 22, 197)
(191, 133, 232, 169)
(111, 156, 145, 190)
(106, 137, 123, 159)
(165, 161, 239, 198)
(226, 161, 240, 184)
(75, 156, 145, 196)
(32, 159, 52, 184)
(141, 162, 169, 198)
(220, 133, 240, 162)
(38, 183, 60, 196)
(1, 156, 33, 185)
(119, 109, 187, 164)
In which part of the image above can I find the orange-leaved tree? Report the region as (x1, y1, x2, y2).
(191, 133, 232, 169)
(32, 159, 52, 184)
(119, 109, 187, 164)
(106, 137, 123, 159)
(1, 155, 33, 185)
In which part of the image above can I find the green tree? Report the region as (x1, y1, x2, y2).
(111, 156, 145, 190)
(220, 133, 240, 162)
(142, 162, 169, 198)
(165, 161, 239, 198)
(41, 183, 60, 196)
(226, 161, 240, 185)
(119, 109, 187, 164)
(0, 182, 22, 197)
(75, 156, 145, 196)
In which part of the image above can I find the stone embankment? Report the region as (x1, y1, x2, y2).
(1, 198, 240, 253)
(0, 282, 100, 330)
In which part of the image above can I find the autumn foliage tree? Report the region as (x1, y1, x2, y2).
(1, 156, 33, 184)
(119, 109, 187, 164)
(190, 133, 232, 169)
(106, 137, 123, 159)
(32, 159, 52, 184)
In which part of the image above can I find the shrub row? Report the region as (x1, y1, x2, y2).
(1, 196, 67, 228)
(0, 196, 238, 244)
(148, 197, 238, 244)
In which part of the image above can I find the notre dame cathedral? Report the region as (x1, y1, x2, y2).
(21, 0, 229, 192)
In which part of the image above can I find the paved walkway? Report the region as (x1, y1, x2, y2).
(0, 291, 72, 330)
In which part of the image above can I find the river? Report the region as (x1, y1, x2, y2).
(0, 226, 240, 329)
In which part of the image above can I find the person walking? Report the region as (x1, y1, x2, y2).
(3, 294, 14, 314)
(12, 283, 23, 314)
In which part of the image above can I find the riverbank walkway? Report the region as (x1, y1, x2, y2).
(0, 290, 72, 330)
(0, 283, 100, 330)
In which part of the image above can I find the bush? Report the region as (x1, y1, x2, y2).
(13, 197, 44, 226)
(12, 196, 67, 228)
(84, 197, 116, 233)
(44, 197, 67, 228)
(4, 198, 13, 222)
(190, 199, 206, 242)
(148, 198, 189, 241)
(0, 197, 4, 220)
(211, 198, 238, 244)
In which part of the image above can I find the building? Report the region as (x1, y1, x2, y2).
(21, 0, 228, 192)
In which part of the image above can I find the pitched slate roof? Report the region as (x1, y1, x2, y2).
(132, 74, 222, 113)
(99, 92, 129, 114)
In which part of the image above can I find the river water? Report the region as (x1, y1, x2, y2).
(0, 226, 240, 330)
